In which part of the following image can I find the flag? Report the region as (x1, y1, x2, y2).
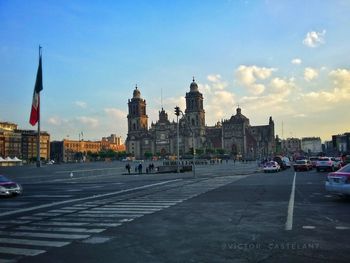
(29, 49, 43, 126)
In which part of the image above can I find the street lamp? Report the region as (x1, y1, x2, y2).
(174, 106, 196, 178)
(174, 106, 180, 173)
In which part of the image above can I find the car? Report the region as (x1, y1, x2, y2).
(273, 156, 287, 170)
(0, 175, 22, 197)
(325, 164, 350, 196)
(316, 157, 335, 172)
(331, 157, 342, 170)
(263, 161, 280, 173)
(293, 159, 313, 171)
(282, 156, 291, 168)
(309, 157, 319, 168)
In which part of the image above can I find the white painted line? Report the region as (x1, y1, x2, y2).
(33, 222, 89, 226)
(89, 223, 122, 227)
(302, 226, 316, 229)
(0, 258, 16, 263)
(73, 213, 142, 218)
(18, 216, 43, 220)
(91, 207, 161, 211)
(0, 231, 90, 239)
(0, 220, 31, 224)
(285, 172, 296, 231)
(78, 210, 153, 214)
(34, 212, 63, 217)
(16, 226, 105, 234)
(0, 246, 45, 256)
(27, 195, 73, 198)
(0, 179, 182, 218)
(335, 226, 350, 230)
(0, 237, 70, 247)
(104, 205, 169, 209)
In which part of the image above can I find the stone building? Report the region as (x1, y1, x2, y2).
(125, 79, 275, 160)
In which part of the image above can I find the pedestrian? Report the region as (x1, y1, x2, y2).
(125, 163, 131, 174)
(138, 163, 143, 174)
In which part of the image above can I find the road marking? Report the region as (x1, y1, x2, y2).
(27, 195, 73, 198)
(285, 172, 296, 231)
(91, 207, 161, 211)
(0, 237, 70, 247)
(16, 226, 105, 233)
(0, 231, 90, 239)
(0, 246, 45, 256)
(0, 179, 181, 218)
(335, 226, 350, 230)
(302, 226, 316, 229)
(32, 221, 89, 226)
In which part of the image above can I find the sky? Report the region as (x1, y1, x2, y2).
(1, 0, 349, 142)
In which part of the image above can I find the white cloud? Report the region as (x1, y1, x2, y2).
(235, 65, 276, 95)
(304, 67, 319, 81)
(76, 116, 99, 127)
(207, 74, 221, 82)
(75, 101, 87, 108)
(291, 58, 302, 65)
(303, 30, 326, 48)
(47, 116, 62, 126)
(104, 108, 127, 119)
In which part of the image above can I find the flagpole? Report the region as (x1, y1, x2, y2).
(36, 46, 42, 168)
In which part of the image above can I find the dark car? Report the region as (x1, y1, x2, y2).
(273, 156, 287, 170)
(0, 175, 22, 197)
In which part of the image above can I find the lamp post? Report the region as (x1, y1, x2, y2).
(175, 106, 180, 173)
(174, 106, 196, 178)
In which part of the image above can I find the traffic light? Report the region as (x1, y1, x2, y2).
(174, 106, 180, 116)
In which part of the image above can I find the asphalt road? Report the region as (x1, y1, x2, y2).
(0, 161, 349, 263)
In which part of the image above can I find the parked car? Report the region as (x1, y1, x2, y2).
(325, 164, 350, 196)
(263, 161, 281, 173)
(316, 157, 335, 172)
(0, 175, 22, 197)
(293, 159, 313, 171)
(309, 157, 319, 168)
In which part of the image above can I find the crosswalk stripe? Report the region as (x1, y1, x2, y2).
(0, 246, 45, 256)
(73, 213, 142, 218)
(16, 226, 105, 234)
(78, 210, 153, 215)
(0, 231, 90, 239)
(0, 237, 70, 247)
(91, 208, 161, 211)
(104, 205, 170, 208)
(0, 220, 30, 224)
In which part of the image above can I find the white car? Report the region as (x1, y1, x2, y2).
(325, 164, 350, 196)
(316, 157, 335, 172)
(263, 161, 281, 173)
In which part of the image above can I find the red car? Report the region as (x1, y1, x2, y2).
(293, 159, 313, 171)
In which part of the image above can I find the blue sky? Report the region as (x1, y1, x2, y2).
(1, 0, 349, 141)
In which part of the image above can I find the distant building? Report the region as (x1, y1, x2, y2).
(332, 133, 350, 153)
(281, 138, 301, 154)
(18, 130, 50, 162)
(101, 134, 126, 152)
(125, 79, 275, 160)
(0, 122, 50, 162)
(301, 137, 322, 154)
(51, 136, 125, 163)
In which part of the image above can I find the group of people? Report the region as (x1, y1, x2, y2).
(125, 163, 156, 174)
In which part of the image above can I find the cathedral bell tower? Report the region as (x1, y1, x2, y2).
(185, 78, 205, 132)
(184, 78, 206, 150)
(127, 85, 148, 134)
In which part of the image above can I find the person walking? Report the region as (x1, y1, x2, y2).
(138, 163, 143, 174)
(125, 163, 131, 174)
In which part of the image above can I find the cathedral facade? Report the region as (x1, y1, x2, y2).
(125, 79, 275, 160)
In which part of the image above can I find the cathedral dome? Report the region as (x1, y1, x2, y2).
(133, 85, 141, 99)
(190, 77, 199, 92)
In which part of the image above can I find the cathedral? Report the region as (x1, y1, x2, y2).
(125, 79, 275, 160)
